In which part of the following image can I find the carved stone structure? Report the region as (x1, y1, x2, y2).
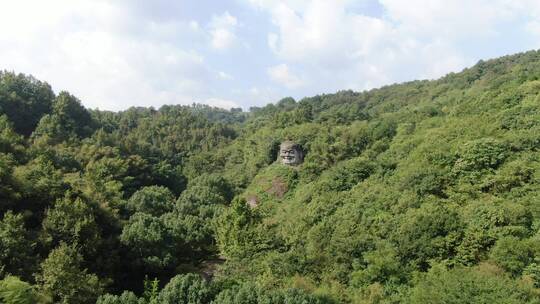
(278, 141, 303, 166)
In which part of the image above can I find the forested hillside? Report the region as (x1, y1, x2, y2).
(2, 50, 540, 303)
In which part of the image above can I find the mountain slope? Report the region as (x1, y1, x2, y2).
(210, 50, 540, 302)
(1, 50, 540, 303)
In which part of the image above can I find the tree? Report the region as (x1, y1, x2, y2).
(31, 114, 71, 145)
(0, 212, 34, 279)
(212, 283, 259, 304)
(163, 174, 232, 258)
(5, 50, 540, 302)
(215, 197, 259, 259)
(457, 200, 533, 265)
(490, 237, 536, 276)
(406, 264, 538, 304)
(127, 186, 175, 217)
(0, 71, 54, 136)
(156, 274, 214, 304)
(393, 203, 463, 270)
(0, 153, 19, 211)
(262, 288, 335, 304)
(36, 244, 103, 304)
(96, 291, 141, 304)
(350, 241, 405, 287)
(452, 138, 509, 179)
(0, 276, 48, 304)
(31, 91, 95, 143)
(0, 115, 24, 156)
(212, 282, 334, 304)
(13, 155, 67, 216)
(41, 194, 101, 256)
(51, 92, 95, 138)
(120, 212, 176, 271)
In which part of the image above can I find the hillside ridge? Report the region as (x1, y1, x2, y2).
(1, 49, 540, 303)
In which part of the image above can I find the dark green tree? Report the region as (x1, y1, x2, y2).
(36, 244, 103, 304)
(0, 276, 48, 304)
(127, 186, 175, 217)
(156, 274, 214, 304)
(120, 212, 176, 271)
(41, 194, 101, 256)
(406, 264, 538, 304)
(0, 71, 54, 136)
(0, 212, 34, 279)
(96, 291, 141, 304)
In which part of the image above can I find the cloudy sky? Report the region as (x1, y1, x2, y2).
(1, 0, 540, 111)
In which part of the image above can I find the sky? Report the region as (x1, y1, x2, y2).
(1, 0, 540, 111)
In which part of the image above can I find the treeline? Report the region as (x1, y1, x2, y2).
(2, 50, 540, 303)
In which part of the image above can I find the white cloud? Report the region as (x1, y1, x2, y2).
(246, 0, 311, 12)
(248, 0, 540, 93)
(239, 86, 282, 108)
(189, 20, 200, 31)
(3, 0, 540, 111)
(0, 0, 229, 111)
(208, 11, 239, 50)
(380, 0, 519, 41)
(527, 21, 540, 36)
(249, 87, 260, 95)
(204, 97, 240, 109)
(267, 64, 304, 88)
(210, 29, 236, 50)
(267, 33, 279, 50)
(218, 71, 234, 80)
(523, 0, 540, 41)
(229, 86, 282, 108)
(210, 11, 239, 28)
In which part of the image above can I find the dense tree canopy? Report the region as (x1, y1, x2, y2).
(3, 51, 540, 302)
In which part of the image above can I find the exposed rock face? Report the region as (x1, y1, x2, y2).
(247, 195, 258, 208)
(278, 141, 303, 166)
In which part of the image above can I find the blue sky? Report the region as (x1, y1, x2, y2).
(1, 0, 540, 111)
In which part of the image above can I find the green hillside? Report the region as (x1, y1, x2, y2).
(2, 50, 540, 303)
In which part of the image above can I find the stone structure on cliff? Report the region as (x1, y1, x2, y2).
(278, 141, 303, 166)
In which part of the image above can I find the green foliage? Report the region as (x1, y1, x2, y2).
(316, 157, 373, 192)
(120, 212, 176, 271)
(490, 237, 537, 276)
(5, 51, 540, 302)
(452, 138, 509, 179)
(0, 276, 45, 304)
(161, 174, 231, 258)
(51, 92, 96, 138)
(457, 200, 533, 265)
(406, 264, 539, 304)
(96, 291, 141, 304)
(212, 282, 259, 304)
(156, 274, 214, 304)
(524, 261, 540, 288)
(0, 71, 54, 136)
(32, 92, 96, 144)
(142, 277, 159, 304)
(127, 186, 175, 217)
(0, 115, 24, 156)
(13, 155, 68, 213)
(213, 282, 335, 304)
(0, 212, 34, 279)
(393, 202, 463, 270)
(215, 197, 273, 259)
(42, 194, 101, 255)
(36, 244, 103, 304)
(0, 153, 19, 210)
(350, 241, 405, 287)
